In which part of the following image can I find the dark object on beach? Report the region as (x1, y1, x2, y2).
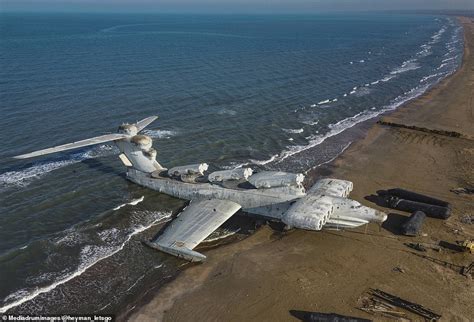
(410, 252, 464, 274)
(438, 240, 466, 253)
(400, 211, 426, 236)
(289, 310, 371, 322)
(388, 197, 451, 219)
(369, 288, 441, 321)
(460, 215, 473, 224)
(405, 242, 427, 252)
(379, 188, 451, 208)
(450, 187, 474, 195)
(377, 120, 462, 138)
(358, 296, 407, 319)
(461, 262, 474, 277)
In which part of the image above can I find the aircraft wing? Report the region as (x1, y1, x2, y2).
(307, 178, 353, 198)
(146, 199, 241, 262)
(13, 133, 128, 159)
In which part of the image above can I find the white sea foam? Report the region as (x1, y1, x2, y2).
(436, 63, 448, 70)
(113, 196, 145, 211)
(381, 75, 395, 82)
(0, 145, 115, 188)
(442, 56, 456, 63)
(420, 73, 444, 83)
(282, 128, 304, 134)
(269, 81, 436, 165)
(370, 80, 380, 85)
(390, 59, 420, 75)
(141, 129, 177, 139)
(429, 26, 446, 44)
(318, 99, 330, 105)
(416, 45, 432, 57)
(249, 154, 278, 166)
(302, 120, 319, 126)
(354, 87, 372, 97)
(0, 211, 172, 313)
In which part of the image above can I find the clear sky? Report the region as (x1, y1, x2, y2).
(1, 0, 473, 13)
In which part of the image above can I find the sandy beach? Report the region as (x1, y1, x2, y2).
(129, 16, 473, 322)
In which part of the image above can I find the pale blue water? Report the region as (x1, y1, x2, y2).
(0, 13, 463, 315)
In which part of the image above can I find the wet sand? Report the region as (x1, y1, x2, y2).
(129, 16, 474, 322)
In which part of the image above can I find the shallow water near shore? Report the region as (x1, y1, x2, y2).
(0, 13, 464, 315)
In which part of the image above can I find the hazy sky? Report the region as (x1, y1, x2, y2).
(1, 0, 473, 13)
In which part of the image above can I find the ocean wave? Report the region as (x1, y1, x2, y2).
(417, 44, 432, 57)
(113, 196, 145, 211)
(141, 129, 178, 139)
(390, 59, 420, 75)
(302, 120, 319, 126)
(381, 75, 396, 82)
(282, 128, 304, 134)
(436, 63, 448, 70)
(420, 72, 444, 83)
(353, 87, 372, 97)
(249, 154, 278, 166)
(266, 80, 437, 165)
(442, 56, 456, 63)
(318, 99, 330, 105)
(0, 210, 172, 313)
(429, 25, 447, 44)
(0, 145, 115, 188)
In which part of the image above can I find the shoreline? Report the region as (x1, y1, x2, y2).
(127, 16, 473, 322)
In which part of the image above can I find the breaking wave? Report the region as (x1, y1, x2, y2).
(390, 59, 420, 75)
(0, 210, 172, 313)
(113, 196, 145, 211)
(0, 145, 115, 188)
(282, 128, 304, 134)
(267, 81, 436, 165)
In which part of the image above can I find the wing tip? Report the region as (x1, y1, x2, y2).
(143, 241, 206, 262)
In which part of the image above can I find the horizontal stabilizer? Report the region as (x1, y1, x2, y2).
(14, 133, 128, 159)
(136, 115, 159, 132)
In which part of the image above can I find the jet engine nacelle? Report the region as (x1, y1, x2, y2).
(282, 195, 334, 230)
(282, 193, 388, 231)
(116, 134, 165, 173)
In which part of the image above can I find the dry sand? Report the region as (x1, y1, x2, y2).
(129, 17, 474, 322)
